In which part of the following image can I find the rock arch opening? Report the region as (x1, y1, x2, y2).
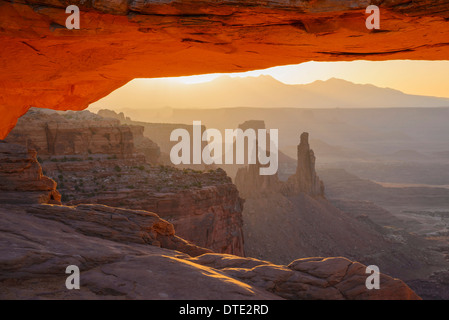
(2, 0, 449, 138)
(2, 0, 449, 300)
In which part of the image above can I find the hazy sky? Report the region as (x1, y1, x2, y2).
(90, 60, 449, 111)
(137, 60, 449, 98)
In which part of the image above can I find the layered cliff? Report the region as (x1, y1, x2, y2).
(0, 141, 61, 205)
(98, 109, 208, 168)
(5, 113, 245, 256)
(5, 109, 160, 163)
(61, 164, 245, 256)
(0, 141, 420, 299)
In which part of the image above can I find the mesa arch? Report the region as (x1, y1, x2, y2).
(1, 0, 449, 139)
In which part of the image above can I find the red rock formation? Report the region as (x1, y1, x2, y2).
(61, 165, 245, 256)
(0, 203, 420, 299)
(5, 109, 160, 163)
(235, 130, 439, 300)
(128, 125, 161, 164)
(234, 120, 282, 198)
(25, 203, 212, 258)
(285, 132, 325, 197)
(5, 111, 245, 256)
(99, 109, 208, 168)
(236, 129, 324, 198)
(190, 254, 421, 300)
(1, 1, 449, 138)
(0, 141, 61, 205)
(0, 121, 421, 300)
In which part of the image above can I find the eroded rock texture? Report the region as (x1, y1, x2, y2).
(236, 129, 324, 198)
(235, 131, 437, 301)
(234, 120, 282, 198)
(0, 135, 421, 299)
(1, 0, 449, 138)
(0, 203, 420, 299)
(5, 112, 245, 256)
(4, 108, 160, 163)
(285, 132, 325, 197)
(0, 141, 61, 205)
(59, 164, 245, 256)
(189, 254, 421, 300)
(98, 109, 209, 167)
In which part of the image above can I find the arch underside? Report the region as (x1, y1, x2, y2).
(1, 0, 449, 138)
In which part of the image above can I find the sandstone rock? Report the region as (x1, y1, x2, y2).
(236, 130, 324, 198)
(234, 120, 282, 198)
(100, 110, 208, 168)
(241, 184, 439, 289)
(0, 137, 421, 299)
(128, 125, 161, 164)
(24, 203, 211, 258)
(187, 254, 421, 300)
(285, 132, 325, 197)
(60, 165, 245, 256)
(6, 113, 245, 256)
(0, 203, 420, 299)
(5, 109, 160, 164)
(98, 109, 129, 122)
(2, 1, 449, 138)
(0, 204, 273, 300)
(0, 141, 61, 205)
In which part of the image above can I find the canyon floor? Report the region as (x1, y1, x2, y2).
(318, 168, 449, 299)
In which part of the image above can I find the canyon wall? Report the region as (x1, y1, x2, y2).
(0, 140, 420, 299)
(0, 203, 421, 300)
(2, 0, 449, 138)
(60, 164, 245, 256)
(4, 110, 245, 256)
(0, 141, 61, 205)
(4, 109, 160, 163)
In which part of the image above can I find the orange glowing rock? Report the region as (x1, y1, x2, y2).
(1, 0, 449, 138)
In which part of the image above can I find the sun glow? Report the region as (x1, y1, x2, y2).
(139, 60, 449, 98)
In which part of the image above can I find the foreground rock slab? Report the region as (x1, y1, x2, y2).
(0, 203, 420, 299)
(0, 204, 270, 299)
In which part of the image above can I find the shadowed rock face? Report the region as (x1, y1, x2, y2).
(0, 202, 420, 299)
(0, 141, 61, 205)
(0, 135, 421, 299)
(2, 0, 449, 138)
(5, 113, 245, 257)
(235, 130, 439, 300)
(234, 120, 283, 198)
(98, 109, 208, 167)
(286, 132, 325, 197)
(235, 129, 324, 198)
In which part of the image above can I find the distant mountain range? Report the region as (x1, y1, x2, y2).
(90, 75, 449, 109)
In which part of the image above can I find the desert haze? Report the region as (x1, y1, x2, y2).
(4, 0, 449, 304)
(90, 76, 449, 110)
(86, 75, 449, 299)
